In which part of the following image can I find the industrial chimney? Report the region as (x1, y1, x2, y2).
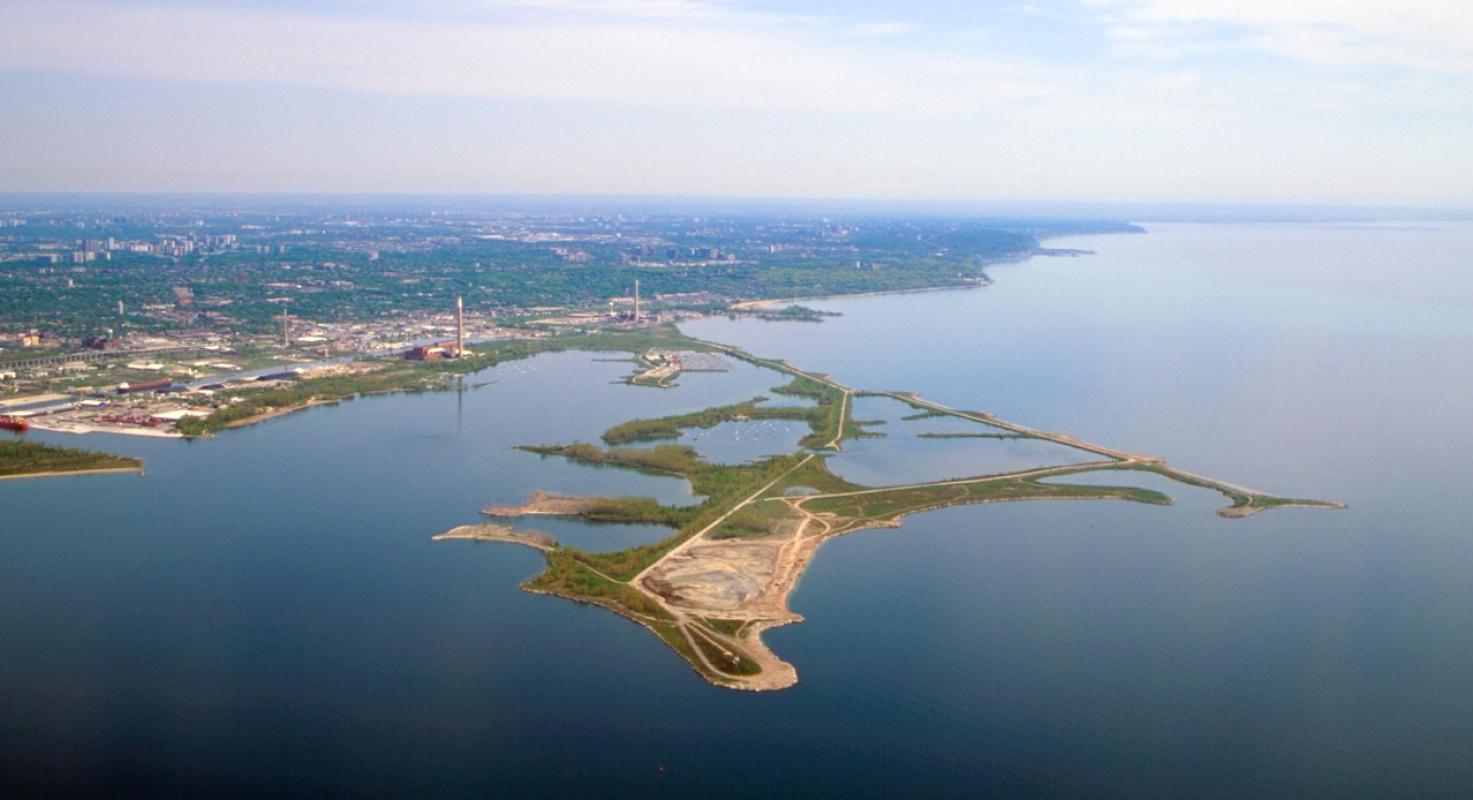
(456, 295, 465, 356)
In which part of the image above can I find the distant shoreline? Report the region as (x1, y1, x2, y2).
(728, 277, 991, 311)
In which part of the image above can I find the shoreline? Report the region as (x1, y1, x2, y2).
(220, 397, 341, 431)
(432, 523, 555, 551)
(9, 235, 1091, 444)
(1220, 499, 1349, 518)
(12, 261, 1013, 443)
(27, 421, 181, 438)
(0, 465, 143, 482)
(434, 334, 1343, 692)
(728, 278, 990, 311)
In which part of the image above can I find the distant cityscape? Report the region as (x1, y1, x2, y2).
(0, 200, 1136, 436)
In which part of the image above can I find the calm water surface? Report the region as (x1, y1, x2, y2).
(827, 395, 1098, 486)
(4, 223, 1473, 797)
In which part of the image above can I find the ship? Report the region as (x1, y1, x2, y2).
(0, 415, 30, 433)
(116, 378, 172, 394)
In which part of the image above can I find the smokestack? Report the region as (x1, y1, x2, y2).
(634, 279, 640, 323)
(117, 300, 125, 316)
(456, 295, 465, 356)
(281, 312, 290, 348)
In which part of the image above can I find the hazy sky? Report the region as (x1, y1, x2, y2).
(1, 0, 1470, 206)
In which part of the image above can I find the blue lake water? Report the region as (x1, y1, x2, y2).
(679, 418, 808, 465)
(4, 222, 1473, 796)
(827, 395, 1099, 485)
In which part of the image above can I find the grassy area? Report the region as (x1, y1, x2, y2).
(769, 375, 857, 448)
(804, 476, 1171, 529)
(547, 326, 712, 355)
(600, 398, 814, 445)
(521, 442, 705, 479)
(468, 345, 1340, 688)
(688, 628, 763, 676)
(649, 621, 703, 671)
(580, 453, 808, 579)
(767, 456, 865, 496)
(701, 618, 748, 636)
(524, 549, 672, 620)
(1113, 462, 1340, 515)
(708, 499, 792, 540)
(519, 441, 808, 580)
(0, 439, 141, 478)
(697, 348, 862, 447)
(744, 304, 841, 323)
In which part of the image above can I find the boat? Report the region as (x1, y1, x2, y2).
(117, 378, 172, 394)
(0, 415, 30, 433)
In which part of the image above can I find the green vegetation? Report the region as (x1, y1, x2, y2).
(767, 455, 865, 497)
(435, 335, 1336, 690)
(746, 305, 841, 323)
(802, 476, 1171, 530)
(881, 391, 995, 422)
(524, 549, 671, 620)
(708, 500, 791, 540)
(598, 387, 861, 450)
(177, 363, 457, 435)
(525, 444, 809, 580)
(6, 208, 1143, 340)
(688, 628, 762, 676)
(177, 327, 707, 437)
(1116, 462, 1343, 517)
(0, 439, 141, 478)
(701, 618, 748, 636)
(600, 398, 813, 445)
(648, 620, 704, 668)
(770, 376, 856, 447)
(522, 442, 704, 479)
(531, 327, 711, 357)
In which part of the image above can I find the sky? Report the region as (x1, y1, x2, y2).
(0, 0, 1470, 207)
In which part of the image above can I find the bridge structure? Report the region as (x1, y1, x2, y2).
(2, 345, 196, 371)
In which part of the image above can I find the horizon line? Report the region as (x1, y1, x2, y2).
(1, 191, 1469, 220)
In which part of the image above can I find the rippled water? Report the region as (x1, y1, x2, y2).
(4, 223, 1472, 797)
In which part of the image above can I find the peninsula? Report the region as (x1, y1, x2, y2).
(0, 439, 142, 481)
(438, 329, 1344, 691)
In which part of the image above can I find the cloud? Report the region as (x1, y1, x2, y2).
(847, 21, 918, 38)
(1089, 0, 1473, 75)
(0, 1, 1051, 114)
(0, 0, 1469, 203)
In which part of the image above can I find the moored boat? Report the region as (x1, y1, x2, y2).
(0, 415, 30, 433)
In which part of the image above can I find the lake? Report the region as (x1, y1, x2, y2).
(4, 222, 1471, 797)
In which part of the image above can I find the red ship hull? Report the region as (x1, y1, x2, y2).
(0, 416, 29, 433)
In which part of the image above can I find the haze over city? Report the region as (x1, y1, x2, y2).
(2, 0, 1471, 206)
